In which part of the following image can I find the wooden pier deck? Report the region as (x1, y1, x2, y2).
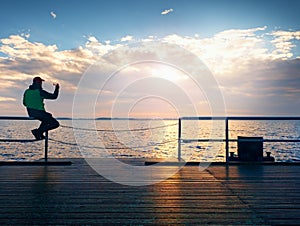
(0, 159, 299, 225)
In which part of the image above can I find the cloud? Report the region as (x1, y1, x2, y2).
(85, 36, 120, 56)
(21, 33, 30, 39)
(120, 35, 133, 42)
(87, 36, 98, 42)
(0, 96, 16, 102)
(162, 27, 271, 75)
(0, 34, 101, 115)
(1, 27, 300, 116)
(270, 30, 300, 59)
(161, 8, 174, 15)
(50, 11, 57, 19)
(159, 27, 300, 115)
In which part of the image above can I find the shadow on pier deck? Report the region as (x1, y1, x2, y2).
(0, 158, 299, 225)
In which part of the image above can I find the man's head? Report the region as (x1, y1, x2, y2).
(33, 76, 45, 84)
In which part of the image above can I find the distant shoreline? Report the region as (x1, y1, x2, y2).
(57, 117, 178, 120)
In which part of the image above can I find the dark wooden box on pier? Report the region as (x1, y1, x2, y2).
(237, 136, 264, 161)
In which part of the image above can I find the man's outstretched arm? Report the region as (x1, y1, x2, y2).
(40, 84, 59, 100)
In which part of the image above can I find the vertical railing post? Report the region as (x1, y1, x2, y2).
(225, 117, 229, 164)
(178, 118, 182, 161)
(45, 131, 48, 162)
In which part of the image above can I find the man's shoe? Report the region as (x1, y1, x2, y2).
(31, 129, 44, 140)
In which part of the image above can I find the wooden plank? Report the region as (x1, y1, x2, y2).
(0, 158, 299, 225)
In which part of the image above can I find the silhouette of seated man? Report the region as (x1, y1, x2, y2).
(23, 77, 60, 140)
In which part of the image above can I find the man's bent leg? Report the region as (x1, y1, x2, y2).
(37, 112, 60, 134)
(46, 116, 60, 131)
(27, 109, 47, 139)
(27, 109, 59, 136)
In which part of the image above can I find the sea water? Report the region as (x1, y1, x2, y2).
(1, 119, 300, 162)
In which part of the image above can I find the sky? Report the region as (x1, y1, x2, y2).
(0, 0, 300, 118)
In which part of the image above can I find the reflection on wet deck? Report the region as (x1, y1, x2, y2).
(0, 158, 299, 225)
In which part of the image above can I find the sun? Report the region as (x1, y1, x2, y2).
(150, 63, 189, 82)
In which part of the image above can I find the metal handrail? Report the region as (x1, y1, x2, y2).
(2, 116, 300, 163)
(178, 116, 300, 162)
(0, 116, 49, 162)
